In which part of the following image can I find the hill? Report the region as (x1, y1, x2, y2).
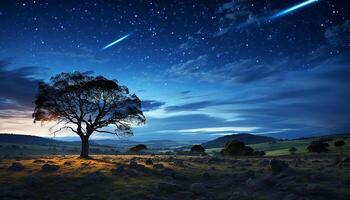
(0, 133, 66, 145)
(202, 133, 276, 148)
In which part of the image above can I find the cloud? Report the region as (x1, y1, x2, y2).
(324, 20, 350, 48)
(168, 56, 288, 84)
(41, 47, 108, 64)
(141, 100, 165, 112)
(157, 126, 257, 134)
(0, 60, 46, 117)
(214, 0, 270, 36)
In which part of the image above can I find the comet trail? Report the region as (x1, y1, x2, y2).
(101, 33, 132, 50)
(270, 0, 320, 20)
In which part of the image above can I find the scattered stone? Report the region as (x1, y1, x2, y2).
(8, 162, 24, 171)
(145, 158, 153, 165)
(269, 159, 289, 173)
(63, 161, 72, 166)
(33, 159, 46, 164)
(190, 182, 206, 194)
(153, 163, 164, 169)
(129, 161, 138, 167)
(41, 164, 60, 172)
(173, 159, 185, 167)
(112, 165, 125, 173)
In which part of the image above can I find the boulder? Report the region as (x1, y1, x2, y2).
(41, 164, 60, 172)
(63, 161, 72, 166)
(8, 162, 24, 171)
(112, 165, 125, 173)
(159, 168, 176, 177)
(145, 158, 153, 165)
(269, 159, 288, 173)
(153, 163, 164, 169)
(33, 159, 46, 164)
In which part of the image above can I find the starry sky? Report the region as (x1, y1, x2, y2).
(0, 0, 349, 141)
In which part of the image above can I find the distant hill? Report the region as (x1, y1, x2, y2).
(0, 133, 66, 145)
(202, 133, 277, 148)
(93, 139, 206, 149)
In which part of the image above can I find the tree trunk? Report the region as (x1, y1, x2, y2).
(80, 136, 90, 158)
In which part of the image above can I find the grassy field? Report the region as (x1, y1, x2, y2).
(206, 135, 350, 156)
(0, 154, 349, 200)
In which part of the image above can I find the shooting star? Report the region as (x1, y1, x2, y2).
(101, 33, 132, 50)
(270, 0, 320, 20)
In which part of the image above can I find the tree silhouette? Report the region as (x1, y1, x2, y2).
(130, 144, 147, 153)
(289, 147, 297, 155)
(190, 145, 205, 154)
(32, 72, 145, 158)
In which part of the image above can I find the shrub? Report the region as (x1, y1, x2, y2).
(289, 147, 297, 155)
(190, 145, 205, 153)
(130, 144, 147, 152)
(334, 140, 346, 147)
(307, 141, 329, 153)
(254, 151, 266, 156)
(223, 141, 254, 156)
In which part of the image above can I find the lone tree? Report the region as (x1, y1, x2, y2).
(289, 147, 297, 155)
(334, 140, 346, 148)
(32, 72, 145, 158)
(190, 145, 205, 154)
(223, 141, 254, 156)
(307, 141, 329, 154)
(130, 144, 147, 153)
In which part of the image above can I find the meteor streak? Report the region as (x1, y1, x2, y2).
(270, 0, 319, 20)
(101, 33, 132, 50)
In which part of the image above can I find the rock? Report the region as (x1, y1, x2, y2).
(63, 161, 72, 166)
(86, 171, 106, 181)
(258, 159, 270, 166)
(8, 162, 24, 171)
(25, 175, 42, 185)
(269, 159, 288, 173)
(153, 163, 164, 169)
(33, 159, 46, 164)
(145, 158, 153, 165)
(81, 163, 90, 168)
(112, 165, 125, 173)
(173, 160, 185, 167)
(129, 161, 138, 167)
(41, 164, 60, 172)
(190, 182, 206, 194)
(158, 182, 185, 193)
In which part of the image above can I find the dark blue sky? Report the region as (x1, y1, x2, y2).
(0, 0, 349, 141)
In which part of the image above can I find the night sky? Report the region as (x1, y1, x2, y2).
(0, 0, 349, 141)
